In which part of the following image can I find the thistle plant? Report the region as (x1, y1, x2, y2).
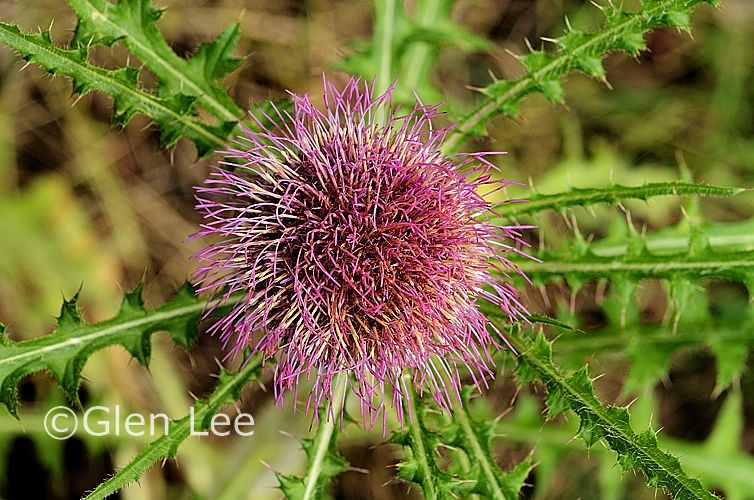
(0, 0, 752, 500)
(191, 76, 530, 429)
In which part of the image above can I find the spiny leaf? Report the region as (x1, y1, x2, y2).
(81, 357, 264, 500)
(493, 181, 744, 219)
(539, 286, 754, 392)
(0, 22, 229, 155)
(495, 391, 752, 500)
(513, 231, 754, 295)
(0, 325, 11, 348)
(494, 322, 717, 499)
(444, 0, 719, 151)
(0, 282, 233, 417)
(526, 313, 582, 332)
(68, 0, 243, 122)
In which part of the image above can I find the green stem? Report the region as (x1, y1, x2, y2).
(375, 0, 398, 99)
(302, 376, 347, 500)
(454, 406, 509, 500)
(404, 374, 439, 500)
(401, 0, 441, 91)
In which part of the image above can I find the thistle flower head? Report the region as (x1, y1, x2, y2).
(191, 76, 530, 429)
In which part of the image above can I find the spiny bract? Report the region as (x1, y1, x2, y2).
(191, 76, 530, 429)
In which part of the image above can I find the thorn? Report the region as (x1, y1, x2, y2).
(563, 212, 573, 230)
(540, 286, 551, 308)
(679, 204, 690, 222)
(672, 312, 680, 334)
(571, 213, 580, 234)
(596, 279, 608, 304)
(260, 460, 274, 471)
(570, 290, 577, 317)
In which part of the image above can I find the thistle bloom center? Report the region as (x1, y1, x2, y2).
(191, 77, 530, 429)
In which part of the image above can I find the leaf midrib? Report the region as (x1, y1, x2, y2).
(444, 0, 697, 151)
(0, 23, 225, 149)
(503, 327, 715, 499)
(79, 0, 240, 121)
(515, 256, 754, 274)
(0, 302, 205, 369)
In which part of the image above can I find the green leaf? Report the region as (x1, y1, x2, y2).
(68, 0, 244, 122)
(0, 22, 229, 155)
(497, 324, 717, 499)
(81, 357, 264, 500)
(0, 282, 233, 417)
(535, 285, 754, 392)
(493, 181, 744, 219)
(514, 234, 754, 296)
(444, 0, 720, 152)
(555, 29, 606, 79)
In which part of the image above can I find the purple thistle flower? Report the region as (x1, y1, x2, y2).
(191, 76, 531, 430)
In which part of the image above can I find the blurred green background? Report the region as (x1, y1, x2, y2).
(0, 0, 752, 499)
